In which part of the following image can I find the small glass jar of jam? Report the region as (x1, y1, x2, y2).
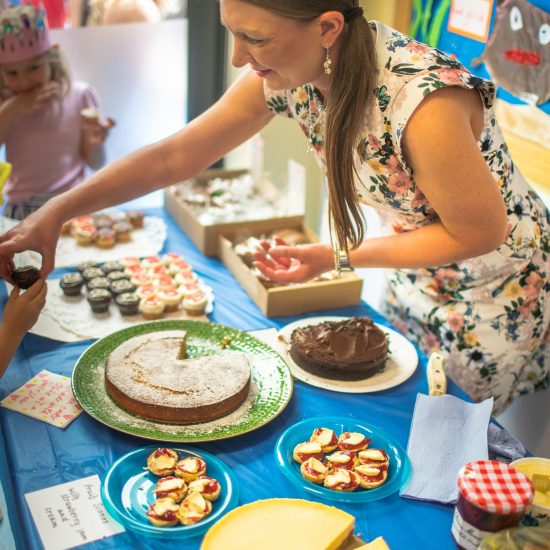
(452, 460, 534, 550)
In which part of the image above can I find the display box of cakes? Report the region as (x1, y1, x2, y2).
(218, 225, 363, 317)
(163, 168, 303, 256)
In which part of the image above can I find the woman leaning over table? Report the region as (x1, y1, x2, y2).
(0, 0, 548, 414)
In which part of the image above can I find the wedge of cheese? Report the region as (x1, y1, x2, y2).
(200, 498, 355, 550)
(354, 537, 390, 549)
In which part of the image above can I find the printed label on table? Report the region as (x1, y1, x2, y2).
(0, 370, 83, 428)
(25, 475, 125, 550)
(448, 0, 493, 42)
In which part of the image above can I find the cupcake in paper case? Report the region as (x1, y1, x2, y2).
(120, 256, 141, 268)
(174, 270, 197, 286)
(82, 267, 104, 284)
(113, 221, 132, 242)
(141, 256, 162, 270)
(106, 270, 129, 283)
(74, 224, 97, 245)
(110, 279, 136, 297)
(136, 284, 157, 300)
(182, 290, 207, 316)
(96, 228, 116, 248)
(87, 288, 112, 313)
(59, 272, 84, 296)
(77, 261, 100, 274)
(126, 210, 145, 228)
(115, 292, 140, 316)
(158, 287, 182, 312)
(131, 273, 153, 287)
(100, 261, 124, 275)
(12, 265, 40, 289)
(162, 252, 183, 266)
(87, 276, 111, 292)
(139, 295, 165, 320)
(178, 282, 202, 298)
(168, 259, 193, 275)
(152, 274, 175, 292)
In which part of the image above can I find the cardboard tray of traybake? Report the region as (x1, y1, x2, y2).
(164, 168, 303, 257)
(219, 224, 363, 318)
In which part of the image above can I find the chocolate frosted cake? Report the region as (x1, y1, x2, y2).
(105, 330, 251, 424)
(289, 317, 388, 380)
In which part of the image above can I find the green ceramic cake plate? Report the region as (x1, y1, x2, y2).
(72, 319, 293, 442)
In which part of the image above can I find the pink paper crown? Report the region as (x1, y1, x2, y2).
(0, 4, 51, 64)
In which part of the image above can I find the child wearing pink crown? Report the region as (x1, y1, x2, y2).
(0, 4, 115, 219)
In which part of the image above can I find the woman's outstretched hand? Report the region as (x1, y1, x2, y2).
(253, 237, 334, 284)
(0, 206, 62, 283)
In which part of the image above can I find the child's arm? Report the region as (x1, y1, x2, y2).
(0, 280, 47, 378)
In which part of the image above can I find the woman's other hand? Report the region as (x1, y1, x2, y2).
(253, 241, 334, 283)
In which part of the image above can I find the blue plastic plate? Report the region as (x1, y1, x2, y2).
(101, 445, 239, 538)
(275, 416, 411, 503)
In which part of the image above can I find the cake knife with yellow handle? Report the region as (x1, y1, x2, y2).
(0, 161, 12, 206)
(427, 352, 447, 396)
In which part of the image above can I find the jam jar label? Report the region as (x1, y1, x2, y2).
(451, 507, 494, 550)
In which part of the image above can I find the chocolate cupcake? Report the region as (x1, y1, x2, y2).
(100, 261, 124, 275)
(12, 265, 40, 289)
(59, 272, 84, 296)
(82, 267, 104, 283)
(115, 292, 140, 315)
(77, 261, 100, 273)
(106, 270, 129, 283)
(110, 279, 136, 296)
(87, 276, 111, 291)
(87, 288, 112, 313)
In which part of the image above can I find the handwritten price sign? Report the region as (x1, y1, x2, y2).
(0, 370, 82, 428)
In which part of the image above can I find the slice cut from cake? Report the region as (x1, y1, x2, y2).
(200, 498, 355, 550)
(289, 317, 388, 380)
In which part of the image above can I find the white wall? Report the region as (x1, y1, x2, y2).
(51, 19, 187, 208)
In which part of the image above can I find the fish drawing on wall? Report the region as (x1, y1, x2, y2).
(473, 0, 550, 105)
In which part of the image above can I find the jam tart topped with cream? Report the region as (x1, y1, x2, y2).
(142, 448, 223, 527)
(300, 457, 329, 484)
(175, 456, 208, 482)
(337, 432, 371, 452)
(188, 476, 222, 501)
(324, 468, 361, 492)
(176, 491, 213, 526)
(293, 428, 390, 493)
(146, 497, 180, 527)
(310, 427, 339, 453)
(292, 441, 324, 464)
(152, 476, 188, 502)
(325, 450, 357, 471)
(146, 447, 179, 476)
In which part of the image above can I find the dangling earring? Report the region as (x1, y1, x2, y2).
(324, 46, 332, 75)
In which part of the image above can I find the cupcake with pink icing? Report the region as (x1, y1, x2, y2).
(139, 295, 165, 320)
(182, 291, 207, 316)
(158, 287, 183, 312)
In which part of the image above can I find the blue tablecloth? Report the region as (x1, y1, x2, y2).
(0, 207, 466, 549)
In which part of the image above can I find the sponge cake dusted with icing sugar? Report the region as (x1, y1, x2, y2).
(105, 330, 251, 424)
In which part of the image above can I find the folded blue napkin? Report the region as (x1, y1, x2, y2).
(400, 393, 494, 504)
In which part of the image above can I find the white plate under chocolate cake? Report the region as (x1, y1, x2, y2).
(289, 317, 388, 380)
(105, 330, 251, 424)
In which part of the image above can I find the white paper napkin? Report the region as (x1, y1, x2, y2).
(400, 393, 494, 504)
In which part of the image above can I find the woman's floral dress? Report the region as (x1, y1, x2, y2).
(264, 21, 550, 414)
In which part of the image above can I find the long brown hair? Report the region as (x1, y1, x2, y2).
(238, 0, 376, 250)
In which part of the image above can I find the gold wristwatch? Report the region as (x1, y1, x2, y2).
(334, 248, 354, 274)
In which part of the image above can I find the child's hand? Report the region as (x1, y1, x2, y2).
(82, 113, 116, 146)
(3, 279, 47, 337)
(11, 82, 62, 115)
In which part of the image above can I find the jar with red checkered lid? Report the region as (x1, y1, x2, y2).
(452, 460, 534, 550)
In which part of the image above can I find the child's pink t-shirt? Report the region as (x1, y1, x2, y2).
(3, 81, 100, 203)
